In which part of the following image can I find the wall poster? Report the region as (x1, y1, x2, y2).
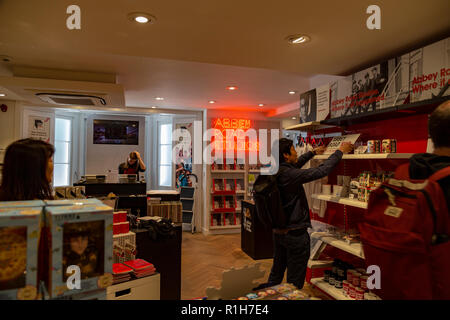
(28, 116, 51, 142)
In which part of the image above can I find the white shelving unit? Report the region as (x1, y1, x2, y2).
(310, 278, 354, 300)
(311, 232, 365, 259)
(312, 194, 368, 209)
(208, 168, 248, 234)
(313, 153, 414, 160)
(307, 260, 334, 269)
(284, 121, 336, 131)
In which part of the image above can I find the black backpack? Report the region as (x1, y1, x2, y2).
(253, 170, 289, 229)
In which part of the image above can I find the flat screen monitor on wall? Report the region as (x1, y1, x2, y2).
(93, 120, 139, 145)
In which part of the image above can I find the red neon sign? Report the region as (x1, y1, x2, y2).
(212, 118, 251, 130)
(211, 118, 259, 152)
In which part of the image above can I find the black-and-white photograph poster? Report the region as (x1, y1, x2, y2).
(299, 89, 317, 123)
(409, 37, 450, 103)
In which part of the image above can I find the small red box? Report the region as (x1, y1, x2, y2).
(113, 211, 127, 223)
(120, 222, 129, 234)
(113, 223, 121, 235)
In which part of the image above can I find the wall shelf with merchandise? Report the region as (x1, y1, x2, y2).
(286, 97, 445, 300)
(285, 35, 449, 299)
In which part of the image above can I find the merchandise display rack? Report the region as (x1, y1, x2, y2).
(290, 99, 450, 300)
(208, 162, 246, 234)
(207, 161, 264, 234)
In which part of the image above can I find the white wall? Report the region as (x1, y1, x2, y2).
(0, 100, 17, 150)
(309, 74, 344, 89)
(85, 114, 146, 175)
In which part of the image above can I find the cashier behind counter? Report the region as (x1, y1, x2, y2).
(118, 151, 146, 180)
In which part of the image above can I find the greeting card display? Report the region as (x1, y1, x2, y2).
(324, 134, 361, 154)
(0, 206, 42, 300)
(44, 203, 113, 298)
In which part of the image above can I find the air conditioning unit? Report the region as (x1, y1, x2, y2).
(35, 92, 107, 106)
(0, 76, 125, 108)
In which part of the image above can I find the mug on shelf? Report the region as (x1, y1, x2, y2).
(333, 185, 343, 197)
(322, 184, 331, 195)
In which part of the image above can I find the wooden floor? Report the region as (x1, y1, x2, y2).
(180, 231, 328, 300)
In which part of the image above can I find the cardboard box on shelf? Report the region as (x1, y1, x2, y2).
(0, 205, 42, 300)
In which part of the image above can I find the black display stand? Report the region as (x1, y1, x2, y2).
(240, 200, 273, 260)
(132, 224, 182, 300)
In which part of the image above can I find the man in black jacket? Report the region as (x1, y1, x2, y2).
(255, 138, 353, 290)
(409, 100, 450, 209)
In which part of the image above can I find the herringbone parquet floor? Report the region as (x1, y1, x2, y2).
(180, 232, 328, 300)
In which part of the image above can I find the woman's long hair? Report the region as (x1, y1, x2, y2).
(123, 151, 138, 169)
(0, 138, 55, 201)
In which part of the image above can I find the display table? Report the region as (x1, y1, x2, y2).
(132, 224, 182, 300)
(107, 274, 160, 300)
(147, 190, 180, 201)
(240, 200, 273, 260)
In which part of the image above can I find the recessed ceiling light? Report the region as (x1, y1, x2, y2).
(289, 91, 296, 95)
(151, 106, 157, 109)
(128, 12, 157, 24)
(209, 100, 216, 104)
(258, 104, 264, 107)
(135, 16, 148, 23)
(292, 117, 297, 120)
(226, 86, 237, 91)
(0, 93, 6, 97)
(286, 34, 311, 44)
(155, 97, 164, 101)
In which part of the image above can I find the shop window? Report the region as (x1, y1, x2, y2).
(54, 117, 72, 187)
(158, 122, 172, 187)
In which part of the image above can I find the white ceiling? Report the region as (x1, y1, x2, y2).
(0, 0, 449, 117)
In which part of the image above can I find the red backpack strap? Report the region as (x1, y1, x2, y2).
(394, 163, 410, 180)
(428, 166, 450, 182)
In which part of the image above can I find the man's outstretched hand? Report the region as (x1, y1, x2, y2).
(313, 146, 326, 155)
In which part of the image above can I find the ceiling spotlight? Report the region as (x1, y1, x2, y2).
(289, 91, 296, 95)
(0, 93, 6, 97)
(128, 12, 157, 24)
(226, 86, 237, 91)
(151, 106, 157, 109)
(286, 34, 311, 44)
(135, 16, 148, 23)
(155, 97, 164, 101)
(209, 100, 216, 104)
(292, 117, 297, 120)
(258, 104, 264, 107)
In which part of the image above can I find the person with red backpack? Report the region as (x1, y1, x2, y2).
(360, 100, 450, 299)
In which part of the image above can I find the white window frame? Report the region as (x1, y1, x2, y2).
(54, 115, 73, 187)
(157, 119, 173, 189)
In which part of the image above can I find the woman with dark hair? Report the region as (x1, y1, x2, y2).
(0, 138, 55, 201)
